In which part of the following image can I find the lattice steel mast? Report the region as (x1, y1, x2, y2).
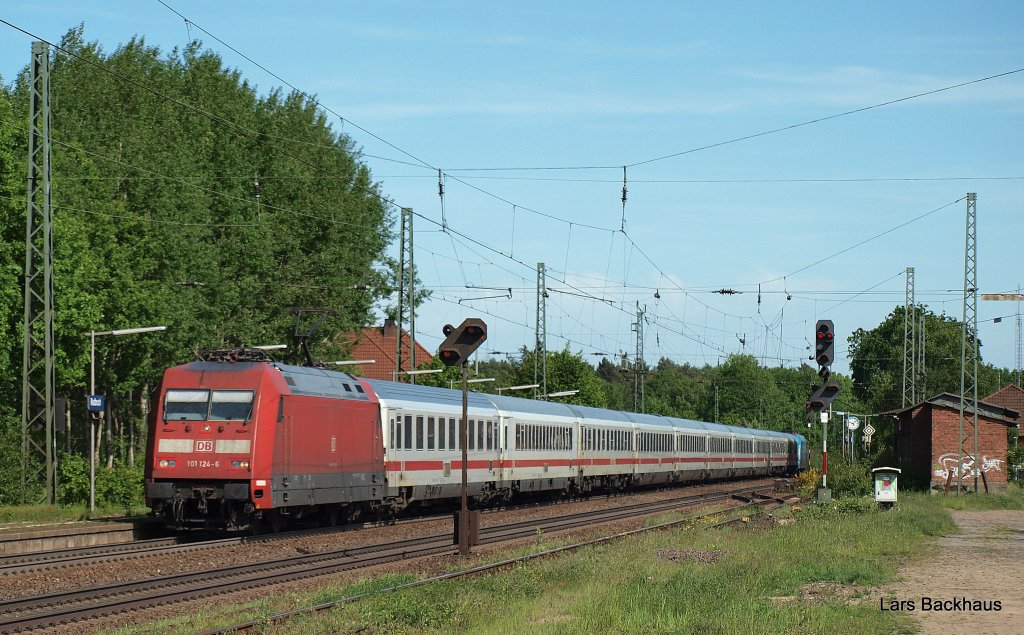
(958, 193, 979, 494)
(395, 208, 415, 382)
(633, 304, 645, 413)
(1016, 287, 1022, 388)
(902, 267, 916, 406)
(918, 312, 927, 399)
(21, 42, 55, 504)
(535, 263, 547, 399)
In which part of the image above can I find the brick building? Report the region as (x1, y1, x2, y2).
(883, 393, 1018, 492)
(342, 319, 433, 381)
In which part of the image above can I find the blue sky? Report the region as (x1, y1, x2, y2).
(2, 2, 1022, 378)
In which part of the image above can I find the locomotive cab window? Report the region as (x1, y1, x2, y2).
(163, 389, 210, 421)
(209, 390, 255, 421)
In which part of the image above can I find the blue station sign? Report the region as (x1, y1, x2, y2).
(87, 394, 105, 412)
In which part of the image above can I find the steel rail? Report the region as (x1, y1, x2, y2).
(0, 483, 783, 632)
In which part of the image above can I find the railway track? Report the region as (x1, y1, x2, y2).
(0, 483, 780, 633)
(2, 478, 782, 575)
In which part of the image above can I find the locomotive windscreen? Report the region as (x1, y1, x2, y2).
(163, 389, 255, 421)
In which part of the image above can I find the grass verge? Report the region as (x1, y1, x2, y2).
(0, 503, 148, 524)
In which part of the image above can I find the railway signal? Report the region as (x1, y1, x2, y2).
(437, 318, 487, 367)
(439, 318, 488, 557)
(808, 381, 841, 411)
(808, 319, 839, 504)
(814, 319, 835, 378)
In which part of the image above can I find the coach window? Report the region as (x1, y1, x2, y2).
(486, 420, 493, 450)
(403, 415, 413, 450)
(389, 418, 396, 450)
(477, 420, 485, 450)
(427, 417, 435, 450)
(449, 418, 457, 450)
(468, 420, 476, 450)
(415, 416, 424, 450)
(438, 417, 445, 450)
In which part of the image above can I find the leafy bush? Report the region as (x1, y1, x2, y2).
(0, 416, 32, 505)
(96, 462, 145, 510)
(57, 454, 144, 509)
(57, 453, 90, 504)
(827, 456, 873, 497)
(797, 468, 819, 495)
(1007, 443, 1024, 482)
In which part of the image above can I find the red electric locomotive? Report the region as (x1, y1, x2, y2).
(145, 349, 384, 530)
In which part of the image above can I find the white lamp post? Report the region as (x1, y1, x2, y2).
(541, 390, 580, 398)
(392, 368, 443, 378)
(449, 377, 495, 390)
(89, 325, 167, 512)
(497, 383, 539, 395)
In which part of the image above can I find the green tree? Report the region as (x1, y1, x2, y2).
(0, 29, 398, 497)
(511, 347, 608, 408)
(848, 305, 1006, 413)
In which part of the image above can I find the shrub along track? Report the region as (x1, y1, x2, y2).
(0, 482, 786, 633)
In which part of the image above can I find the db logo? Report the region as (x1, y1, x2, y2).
(195, 440, 214, 453)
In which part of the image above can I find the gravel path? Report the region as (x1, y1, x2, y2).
(889, 509, 1023, 635)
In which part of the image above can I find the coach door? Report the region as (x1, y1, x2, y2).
(272, 396, 291, 477)
(487, 415, 503, 481)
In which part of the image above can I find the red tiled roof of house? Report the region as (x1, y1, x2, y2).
(984, 383, 1024, 421)
(342, 320, 433, 381)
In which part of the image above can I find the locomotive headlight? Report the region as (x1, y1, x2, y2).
(158, 459, 177, 468)
(231, 460, 250, 469)
(202, 424, 212, 432)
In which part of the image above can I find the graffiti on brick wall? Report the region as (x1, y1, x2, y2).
(933, 453, 1004, 481)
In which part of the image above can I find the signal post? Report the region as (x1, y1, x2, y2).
(808, 320, 839, 503)
(437, 318, 487, 556)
